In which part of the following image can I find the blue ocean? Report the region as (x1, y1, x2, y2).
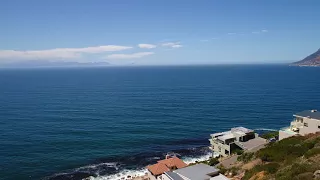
(0, 65, 319, 180)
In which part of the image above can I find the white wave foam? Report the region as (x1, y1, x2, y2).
(83, 152, 219, 180)
(86, 168, 147, 180)
(77, 162, 119, 171)
(181, 151, 219, 164)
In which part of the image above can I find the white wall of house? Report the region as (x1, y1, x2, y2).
(147, 171, 157, 180)
(211, 141, 231, 157)
(161, 174, 171, 180)
(161, 173, 189, 180)
(299, 117, 320, 135)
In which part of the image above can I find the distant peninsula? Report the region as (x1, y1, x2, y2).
(292, 48, 320, 66)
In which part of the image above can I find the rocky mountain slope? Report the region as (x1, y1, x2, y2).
(293, 48, 320, 66)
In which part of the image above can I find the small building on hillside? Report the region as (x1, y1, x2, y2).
(279, 110, 320, 140)
(147, 156, 187, 180)
(162, 163, 230, 180)
(209, 127, 267, 157)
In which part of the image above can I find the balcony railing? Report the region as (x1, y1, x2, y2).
(280, 127, 298, 135)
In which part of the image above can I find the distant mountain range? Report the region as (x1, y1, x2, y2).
(292, 48, 320, 66)
(0, 60, 110, 68)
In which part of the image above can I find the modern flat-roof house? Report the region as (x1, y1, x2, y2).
(162, 163, 230, 180)
(209, 127, 267, 157)
(147, 157, 188, 180)
(279, 110, 320, 140)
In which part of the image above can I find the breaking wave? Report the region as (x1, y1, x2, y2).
(44, 146, 215, 180)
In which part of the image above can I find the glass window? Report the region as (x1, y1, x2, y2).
(304, 123, 308, 127)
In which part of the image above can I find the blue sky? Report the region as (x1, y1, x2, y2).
(1, 0, 320, 66)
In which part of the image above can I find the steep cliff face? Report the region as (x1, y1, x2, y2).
(293, 48, 320, 66)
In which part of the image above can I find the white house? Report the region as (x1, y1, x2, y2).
(209, 127, 267, 157)
(279, 110, 320, 140)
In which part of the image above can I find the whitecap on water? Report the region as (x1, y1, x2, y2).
(86, 168, 147, 180)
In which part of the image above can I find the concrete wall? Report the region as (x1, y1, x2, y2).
(279, 130, 296, 140)
(211, 141, 230, 157)
(299, 117, 320, 135)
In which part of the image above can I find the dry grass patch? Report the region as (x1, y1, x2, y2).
(242, 159, 262, 170)
(248, 171, 267, 180)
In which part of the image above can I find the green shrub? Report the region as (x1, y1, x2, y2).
(305, 148, 320, 158)
(262, 163, 280, 174)
(237, 152, 254, 163)
(207, 157, 219, 166)
(229, 166, 240, 175)
(257, 136, 310, 162)
(261, 131, 279, 139)
(276, 162, 318, 180)
(294, 172, 314, 180)
(233, 149, 244, 155)
(217, 164, 227, 174)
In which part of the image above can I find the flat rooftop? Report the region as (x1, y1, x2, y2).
(239, 137, 267, 150)
(217, 134, 235, 141)
(174, 163, 220, 180)
(164, 171, 184, 180)
(210, 174, 230, 180)
(211, 127, 254, 141)
(231, 127, 254, 134)
(295, 110, 320, 120)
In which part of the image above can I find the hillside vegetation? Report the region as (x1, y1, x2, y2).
(224, 133, 320, 180)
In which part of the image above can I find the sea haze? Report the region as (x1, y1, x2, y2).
(0, 65, 319, 180)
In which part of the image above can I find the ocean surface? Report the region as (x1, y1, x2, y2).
(0, 65, 319, 180)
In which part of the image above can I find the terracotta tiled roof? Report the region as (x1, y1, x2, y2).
(147, 162, 170, 176)
(157, 157, 187, 169)
(147, 157, 187, 176)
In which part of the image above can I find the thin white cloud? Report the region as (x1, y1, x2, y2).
(200, 39, 209, 42)
(138, 44, 157, 49)
(252, 31, 261, 34)
(106, 52, 154, 59)
(0, 45, 132, 60)
(161, 42, 182, 48)
(252, 30, 268, 34)
(227, 33, 236, 35)
(212, 37, 219, 40)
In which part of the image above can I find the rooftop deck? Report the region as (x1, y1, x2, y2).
(236, 137, 267, 150)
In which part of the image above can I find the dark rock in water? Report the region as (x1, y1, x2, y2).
(292, 48, 320, 66)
